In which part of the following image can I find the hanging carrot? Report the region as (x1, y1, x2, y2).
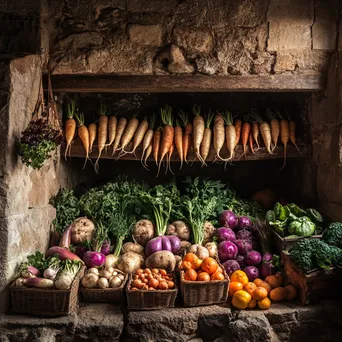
(286, 109, 301, 154)
(112, 117, 127, 155)
(174, 119, 183, 169)
(153, 127, 162, 166)
(157, 105, 174, 177)
(119, 116, 139, 157)
(240, 118, 251, 159)
(213, 113, 227, 162)
(64, 99, 77, 160)
(144, 143, 153, 169)
(74, 112, 89, 169)
(179, 111, 192, 164)
(131, 117, 149, 155)
(222, 111, 236, 161)
(249, 110, 272, 154)
(88, 122, 97, 153)
(95, 104, 108, 172)
(107, 115, 117, 147)
(167, 142, 175, 175)
(200, 110, 214, 165)
(249, 131, 255, 154)
(234, 118, 242, 148)
(279, 114, 290, 172)
(141, 115, 155, 167)
(192, 104, 205, 165)
(266, 109, 280, 151)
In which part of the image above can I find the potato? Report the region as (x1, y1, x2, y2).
(71, 217, 95, 245)
(133, 220, 154, 246)
(166, 220, 190, 241)
(188, 244, 210, 259)
(122, 242, 145, 257)
(203, 221, 216, 244)
(146, 251, 176, 272)
(205, 242, 218, 258)
(117, 252, 144, 274)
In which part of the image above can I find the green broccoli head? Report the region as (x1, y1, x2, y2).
(322, 222, 342, 248)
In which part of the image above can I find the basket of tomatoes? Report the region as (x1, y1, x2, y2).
(126, 268, 178, 310)
(179, 253, 230, 307)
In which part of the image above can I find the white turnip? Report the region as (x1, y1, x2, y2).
(166, 220, 190, 241)
(133, 220, 154, 246)
(203, 221, 216, 244)
(105, 254, 119, 269)
(205, 242, 218, 258)
(122, 242, 145, 256)
(88, 267, 100, 276)
(71, 217, 96, 245)
(43, 267, 59, 280)
(82, 273, 99, 288)
(109, 276, 122, 288)
(99, 269, 112, 279)
(117, 252, 144, 274)
(55, 274, 73, 290)
(188, 244, 210, 259)
(98, 277, 109, 289)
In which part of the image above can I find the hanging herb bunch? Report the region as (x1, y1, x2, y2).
(17, 76, 63, 169)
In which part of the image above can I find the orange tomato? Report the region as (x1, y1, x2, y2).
(197, 271, 211, 282)
(181, 261, 192, 270)
(201, 257, 219, 274)
(216, 266, 223, 273)
(247, 298, 257, 309)
(243, 282, 257, 295)
(184, 269, 197, 281)
(192, 257, 203, 270)
(183, 253, 200, 269)
(211, 271, 225, 281)
(258, 297, 271, 310)
(259, 281, 272, 294)
(253, 278, 263, 287)
(252, 287, 268, 301)
(231, 270, 249, 286)
(228, 282, 243, 297)
(232, 290, 252, 309)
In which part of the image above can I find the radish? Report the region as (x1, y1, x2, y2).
(59, 224, 72, 248)
(46, 246, 83, 262)
(23, 277, 54, 288)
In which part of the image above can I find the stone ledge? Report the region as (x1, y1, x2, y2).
(1, 301, 342, 342)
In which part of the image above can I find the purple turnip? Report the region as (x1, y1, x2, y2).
(245, 250, 262, 266)
(244, 266, 259, 281)
(234, 239, 252, 255)
(83, 251, 106, 268)
(238, 216, 252, 230)
(236, 254, 247, 269)
(259, 261, 275, 279)
(223, 260, 240, 276)
(236, 229, 252, 241)
(262, 253, 273, 263)
(216, 227, 236, 243)
(219, 210, 238, 229)
(218, 241, 238, 262)
(101, 240, 111, 255)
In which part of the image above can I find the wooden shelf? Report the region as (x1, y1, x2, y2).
(46, 74, 325, 93)
(62, 140, 308, 162)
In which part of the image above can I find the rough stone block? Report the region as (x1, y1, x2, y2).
(268, 22, 311, 51)
(267, 0, 314, 25)
(312, 21, 337, 51)
(127, 0, 178, 14)
(128, 24, 163, 47)
(173, 27, 213, 54)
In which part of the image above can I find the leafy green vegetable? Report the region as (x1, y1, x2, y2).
(287, 203, 307, 217)
(322, 222, 342, 248)
(50, 188, 80, 233)
(306, 208, 324, 224)
(26, 251, 49, 273)
(288, 216, 315, 237)
(289, 239, 342, 272)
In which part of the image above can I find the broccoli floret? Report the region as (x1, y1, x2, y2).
(322, 222, 342, 248)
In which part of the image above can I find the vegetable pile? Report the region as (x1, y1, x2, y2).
(15, 251, 82, 290)
(130, 268, 175, 291)
(266, 202, 324, 237)
(63, 101, 301, 173)
(81, 267, 125, 289)
(229, 270, 296, 310)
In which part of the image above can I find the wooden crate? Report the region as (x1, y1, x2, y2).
(272, 231, 322, 253)
(281, 251, 338, 305)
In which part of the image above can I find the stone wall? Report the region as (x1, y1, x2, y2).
(47, 0, 338, 76)
(0, 55, 71, 313)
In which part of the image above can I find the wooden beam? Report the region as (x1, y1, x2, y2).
(63, 140, 308, 162)
(46, 74, 325, 93)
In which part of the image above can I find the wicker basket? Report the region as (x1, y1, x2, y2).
(10, 267, 85, 317)
(80, 273, 128, 302)
(126, 273, 178, 310)
(180, 266, 229, 307)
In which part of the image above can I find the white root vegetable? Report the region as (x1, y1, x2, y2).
(203, 221, 216, 244)
(21, 271, 36, 278)
(98, 277, 109, 289)
(107, 267, 115, 274)
(133, 220, 154, 246)
(15, 278, 26, 287)
(110, 276, 122, 288)
(166, 220, 190, 241)
(99, 269, 112, 279)
(55, 274, 73, 290)
(205, 242, 218, 258)
(188, 244, 210, 259)
(145, 251, 176, 272)
(88, 267, 100, 276)
(82, 273, 99, 288)
(117, 252, 144, 274)
(105, 254, 119, 269)
(121, 242, 145, 256)
(71, 217, 96, 245)
(43, 267, 59, 280)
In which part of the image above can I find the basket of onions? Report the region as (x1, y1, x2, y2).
(80, 266, 127, 303)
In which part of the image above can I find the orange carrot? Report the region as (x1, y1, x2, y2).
(213, 113, 226, 162)
(157, 105, 174, 177)
(266, 109, 280, 151)
(131, 117, 149, 155)
(240, 120, 251, 159)
(200, 110, 214, 165)
(95, 104, 108, 172)
(179, 111, 192, 164)
(279, 118, 290, 171)
(119, 117, 139, 156)
(223, 111, 236, 160)
(289, 120, 301, 153)
(64, 99, 77, 160)
(74, 112, 89, 169)
(167, 141, 175, 175)
(107, 115, 117, 147)
(192, 104, 205, 165)
(112, 117, 127, 155)
(153, 127, 162, 166)
(141, 115, 155, 167)
(88, 123, 97, 153)
(251, 121, 260, 150)
(234, 118, 242, 148)
(249, 131, 255, 154)
(174, 119, 183, 169)
(250, 110, 272, 154)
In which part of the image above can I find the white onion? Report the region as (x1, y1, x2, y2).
(110, 276, 122, 288)
(98, 277, 109, 289)
(88, 268, 100, 276)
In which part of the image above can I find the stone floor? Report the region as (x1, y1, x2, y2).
(1, 300, 342, 342)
